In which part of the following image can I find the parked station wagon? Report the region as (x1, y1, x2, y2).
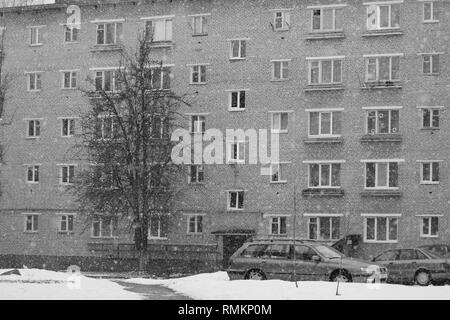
(227, 240, 388, 283)
(419, 244, 450, 259)
(372, 248, 450, 286)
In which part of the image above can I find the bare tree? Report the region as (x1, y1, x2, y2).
(73, 33, 189, 272)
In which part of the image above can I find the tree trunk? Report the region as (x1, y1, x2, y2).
(138, 248, 148, 273)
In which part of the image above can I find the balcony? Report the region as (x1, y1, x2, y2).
(361, 81, 402, 90)
(304, 84, 345, 92)
(360, 190, 402, 197)
(305, 31, 345, 40)
(362, 29, 403, 37)
(302, 188, 344, 197)
(360, 134, 402, 143)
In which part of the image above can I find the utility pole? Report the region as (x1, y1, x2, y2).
(293, 184, 298, 288)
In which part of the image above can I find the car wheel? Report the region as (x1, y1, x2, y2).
(330, 270, 352, 282)
(415, 270, 431, 286)
(245, 269, 266, 280)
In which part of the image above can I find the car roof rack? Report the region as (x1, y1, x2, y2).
(252, 237, 321, 242)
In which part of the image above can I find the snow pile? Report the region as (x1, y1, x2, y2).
(127, 271, 450, 300)
(0, 269, 142, 300)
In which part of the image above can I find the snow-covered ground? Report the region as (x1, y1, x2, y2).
(0, 269, 142, 300)
(126, 271, 450, 300)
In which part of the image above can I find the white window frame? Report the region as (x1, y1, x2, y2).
(309, 5, 345, 32)
(420, 215, 440, 238)
(362, 159, 404, 190)
(91, 217, 116, 238)
(26, 164, 40, 183)
(422, 1, 439, 23)
(364, 54, 402, 82)
(189, 164, 204, 183)
(148, 216, 167, 239)
(365, 108, 400, 134)
(59, 214, 75, 233)
(61, 117, 76, 137)
(189, 64, 207, 84)
(149, 65, 173, 90)
(28, 25, 44, 46)
(227, 190, 245, 211)
(227, 140, 245, 164)
(27, 72, 42, 91)
(365, 2, 402, 30)
(186, 214, 203, 234)
(420, 107, 440, 129)
(306, 215, 342, 241)
(26, 119, 41, 138)
(229, 39, 247, 60)
(95, 21, 123, 45)
(418, 160, 441, 184)
(307, 57, 343, 85)
(190, 13, 210, 35)
(305, 160, 344, 188)
(270, 163, 288, 183)
(96, 115, 116, 140)
(24, 213, 39, 233)
(61, 70, 78, 89)
(190, 114, 206, 133)
(141, 16, 174, 42)
(306, 108, 343, 138)
(269, 216, 288, 235)
(228, 90, 247, 111)
(271, 9, 291, 31)
(271, 111, 290, 133)
(64, 25, 79, 43)
(422, 54, 440, 75)
(59, 164, 76, 185)
(271, 59, 290, 81)
(92, 69, 118, 92)
(363, 214, 400, 243)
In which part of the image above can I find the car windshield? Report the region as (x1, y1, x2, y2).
(314, 245, 344, 259)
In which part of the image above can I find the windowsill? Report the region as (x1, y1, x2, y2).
(306, 31, 345, 40)
(189, 182, 205, 186)
(420, 235, 439, 238)
(25, 136, 40, 140)
(64, 41, 80, 45)
(268, 234, 288, 238)
(270, 181, 287, 184)
(186, 233, 204, 236)
(23, 231, 38, 234)
(61, 135, 75, 138)
(361, 82, 402, 89)
(227, 209, 244, 212)
(90, 44, 124, 52)
(149, 41, 174, 48)
(271, 79, 289, 82)
(360, 190, 402, 197)
(228, 108, 246, 112)
(421, 127, 440, 131)
(189, 82, 207, 85)
(229, 57, 246, 61)
(362, 29, 403, 37)
(420, 181, 440, 185)
(58, 231, 74, 235)
(422, 73, 440, 76)
(227, 161, 245, 165)
(302, 188, 344, 197)
(26, 181, 39, 184)
(271, 130, 288, 134)
(27, 90, 41, 93)
(192, 33, 208, 37)
(90, 236, 115, 239)
(423, 20, 439, 24)
(61, 87, 78, 90)
(360, 134, 402, 142)
(304, 84, 345, 92)
(148, 237, 168, 240)
(29, 44, 43, 47)
(304, 137, 343, 144)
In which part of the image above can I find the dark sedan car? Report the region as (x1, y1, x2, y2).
(419, 244, 450, 259)
(372, 248, 450, 286)
(227, 240, 388, 283)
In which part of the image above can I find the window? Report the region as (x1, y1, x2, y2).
(365, 216, 398, 242)
(28, 73, 42, 91)
(422, 54, 440, 75)
(365, 162, 399, 189)
(151, 67, 171, 90)
(29, 26, 43, 45)
(272, 60, 289, 80)
(27, 120, 41, 138)
(308, 110, 342, 137)
(271, 112, 289, 133)
(422, 108, 439, 129)
(421, 216, 439, 237)
(292, 245, 317, 261)
(230, 40, 246, 59)
(62, 71, 77, 89)
(187, 215, 203, 234)
(423, 2, 439, 22)
(311, 7, 343, 32)
(96, 116, 116, 139)
(190, 65, 206, 84)
(61, 118, 76, 137)
(374, 250, 399, 261)
(190, 165, 204, 183)
(229, 90, 246, 110)
(145, 18, 173, 42)
(227, 141, 245, 163)
(308, 58, 342, 85)
(270, 163, 287, 183)
(95, 70, 118, 92)
(270, 216, 287, 235)
(190, 115, 206, 133)
(273, 10, 290, 31)
(261, 244, 291, 259)
(59, 215, 74, 233)
(64, 25, 78, 43)
(24, 214, 39, 232)
(91, 217, 116, 238)
(365, 55, 400, 82)
(420, 162, 439, 184)
(241, 244, 267, 258)
(149, 216, 166, 239)
(308, 217, 340, 240)
(192, 15, 208, 35)
(227, 190, 244, 210)
(96, 22, 122, 45)
(308, 163, 341, 188)
(366, 3, 400, 30)
(61, 165, 75, 184)
(26, 165, 39, 183)
(366, 109, 399, 134)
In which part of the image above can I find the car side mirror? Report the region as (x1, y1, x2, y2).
(312, 255, 321, 262)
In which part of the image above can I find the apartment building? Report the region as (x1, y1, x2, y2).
(0, 0, 449, 271)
